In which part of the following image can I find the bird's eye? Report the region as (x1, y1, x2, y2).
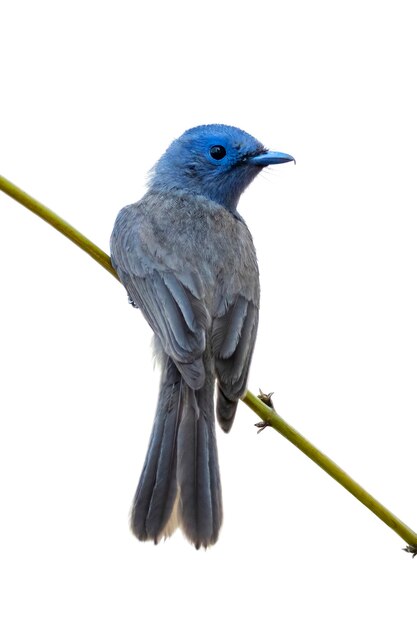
(210, 145, 227, 160)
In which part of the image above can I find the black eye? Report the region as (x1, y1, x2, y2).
(210, 145, 226, 160)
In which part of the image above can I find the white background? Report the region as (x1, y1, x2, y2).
(1, 1, 416, 624)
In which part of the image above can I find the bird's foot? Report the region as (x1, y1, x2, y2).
(254, 420, 270, 434)
(254, 389, 275, 433)
(403, 544, 417, 558)
(258, 389, 275, 409)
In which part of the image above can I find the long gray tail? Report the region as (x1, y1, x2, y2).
(130, 356, 222, 549)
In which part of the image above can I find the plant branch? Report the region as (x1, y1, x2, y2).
(1, 173, 416, 553)
(0, 175, 117, 279)
(244, 391, 417, 550)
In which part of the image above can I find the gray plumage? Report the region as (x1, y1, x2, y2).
(110, 124, 294, 548)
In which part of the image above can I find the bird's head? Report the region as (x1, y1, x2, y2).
(149, 124, 294, 214)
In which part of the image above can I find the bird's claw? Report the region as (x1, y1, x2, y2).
(254, 420, 270, 434)
(254, 389, 275, 433)
(258, 389, 275, 409)
(403, 544, 417, 558)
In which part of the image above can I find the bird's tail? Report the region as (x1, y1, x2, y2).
(130, 355, 222, 549)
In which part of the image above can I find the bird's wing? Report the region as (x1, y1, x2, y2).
(212, 294, 259, 400)
(111, 206, 208, 389)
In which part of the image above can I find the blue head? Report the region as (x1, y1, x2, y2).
(149, 124, 294, 213)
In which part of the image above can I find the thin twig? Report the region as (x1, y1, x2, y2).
(244, 391, 417, 548)
(0, 175, 117, 279)
(1, 173, 416, 552)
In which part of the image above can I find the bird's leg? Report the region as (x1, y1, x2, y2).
(254, 389, 275, 433)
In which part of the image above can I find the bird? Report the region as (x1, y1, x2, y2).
(110, 124, 294, 548)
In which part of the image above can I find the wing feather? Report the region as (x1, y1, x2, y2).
(111, 204, 208, 389)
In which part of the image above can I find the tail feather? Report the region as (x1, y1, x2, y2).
(130, 357, 222, 548)
(130, 357, 181, 542)
(177, 384, 222, 548)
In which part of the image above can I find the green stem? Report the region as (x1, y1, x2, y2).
(244, 391, 417, 548)
(1, 173, 416, 552)
(0, 175, 117, 279)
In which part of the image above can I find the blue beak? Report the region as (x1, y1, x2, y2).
(249, 151, 295, 166)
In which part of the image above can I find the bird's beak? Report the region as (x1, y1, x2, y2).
(249, 151, 295, 166)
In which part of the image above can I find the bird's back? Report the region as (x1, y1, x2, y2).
(111, 189, 260, 320)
